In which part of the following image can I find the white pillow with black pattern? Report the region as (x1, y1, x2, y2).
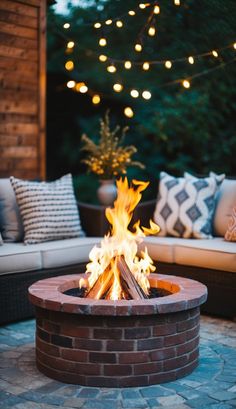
(10, 174, 85, 244)
(153, 171, 223, 239)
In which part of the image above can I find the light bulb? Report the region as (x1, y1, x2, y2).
(80, 85, 88, 93)
(233, 42, 236, 49)
(174, 0, 180, 5)
(99, 54, 107, 62)
(67, 41, 74, 49)
(188, 56, 194, 64)
(124, 61, 132, 69)
(139, 3, 146, 9)
(67, 80, 75, 88)
(99, 38, 107, 46)
(105, 19, 112, 25)
(182, 80, 190, 89)
(148, 26, 156, 36)
(143, 62, 150, 70)
(116, 20, 123, 28)
(165, 60, 172, 69)
(75, 82, 85, 92)
(128, 10, 136, 16)
(124, 107, 134, 118)
(94, 22, 101, 29)
(113, 83, 123, 92)
(212, 50, 218, 57)
(130, 89, 139, 98)
(142, 90, 152, 100)
(92, 94, 100, 104)
(65, 60, 74, 71)
(154, 5, 160, 14)
(135, 43, 142, 52)
(63, 23, 70, 29)
(107, 64, 116, 73)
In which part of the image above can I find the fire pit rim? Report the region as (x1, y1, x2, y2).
(28, 273, 207, 316)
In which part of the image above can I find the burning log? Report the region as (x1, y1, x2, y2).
(86, 265, 113, 300)
(117, 256, 148, 300)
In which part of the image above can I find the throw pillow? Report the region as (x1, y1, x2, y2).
(0, 232, 3, 245)
(10, 174, 84, 244)
(0, 178, 24, 242)
(224, 206, 236, 242)
(213, 179, 236, 237)
(154, 171, 221, 239)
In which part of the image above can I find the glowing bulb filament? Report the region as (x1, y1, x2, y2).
(142, 90, 152, 100)
(113, 83, 123, 92)
(182, 80, 190, 89)
(233, 42, 236, 49)
(174, 0, 180, 5)
(99, 38, 107, 47)
(116, 20, 123, 28)
(67, 80, 75, 88)
(188, 56, 194, 64)
(63, 23, 70, 29)
(212, 50, 218, 57)
(94, 22, 101, 28)
(65, 60, 74, 71)
(148, 26, 156, 36)
(107, 64, 116, 73)
(135, 43, 142, 52)
(92, 94, 100, 104)
(67, 41, 74, 49)
(130, 89, 139, 98)
(165, 60, 172, 69)
(124, 61, 132, 69)
(154, 5, 160, 14)
(124, 107, 134, 118)
(105, 19, 112, 25)
(143, 62, 150, 70)
(139, 3, 146, 9)
(128, 10, 136, 16)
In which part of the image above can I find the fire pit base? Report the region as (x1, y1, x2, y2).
(29, 274, 207, 387)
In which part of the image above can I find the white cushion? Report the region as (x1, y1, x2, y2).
(0, 242, 42, 274)
(174, 237, 236, 272)
(154, 172, 221, 239)
(10, 174, 84, 244)
(40, 237, 101, 268)
(213, 179, 236, 236)
(138, 236, 178, 263)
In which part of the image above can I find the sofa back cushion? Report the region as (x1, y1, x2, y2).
(154, 171, 221, 239)
(0, 178, 24, 242)
(10, 174, 84, 244)
(213, 179, 236, 236)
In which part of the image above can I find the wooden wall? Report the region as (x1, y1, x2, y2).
(0, 0, 46, 180)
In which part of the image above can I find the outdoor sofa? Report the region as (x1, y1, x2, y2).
(0, 175, 235, 325)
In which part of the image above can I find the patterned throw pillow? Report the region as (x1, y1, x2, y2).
(10, 174, 84, 244)
(153, 172, 222, 239)
(225, 206, 236, 242)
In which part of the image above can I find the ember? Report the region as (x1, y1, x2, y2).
(80, 178, 160, 300)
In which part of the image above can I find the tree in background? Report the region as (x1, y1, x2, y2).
(47, 0, 236, 201)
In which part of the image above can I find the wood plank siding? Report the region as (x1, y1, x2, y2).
(0, 0, 46, 180)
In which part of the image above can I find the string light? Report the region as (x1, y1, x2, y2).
(92, 94, 100, 104)
(233, 43, 236, 49)
(124, 107, 134, 118)
(148, 26, 156, 36)
(165, 60, 172, 69)
(99, 54, 107, 62)
(128, 10, 136, 16)
(182, 80, 190, 88)
(67, 80, 75, 88)
(154, 5, 160, 14)
(65, 60, 74, 71)
(116, 20, 123, 28)
(79, 84, 88, 93)
(174, 0, 180, 5)
(94, 22, 101, 29)
(124, 61, 132, 69)
(143, 62, 150, 70)
(113, 83, 123, 92)
(105, 19, 112, 25)
(99, 38, 107, 46)
(63, 23, 70, 29)
(130, 89, 139, 98)
(107, 64, 117, 73)
(67, 41, 74, 49)
(212, 50, 218, 57)
(135, 43, 142, 52)
(142, 90, 152, 100)
(188, 56, 194, 64)
(75, 82, 85, 92)
(139, 3, 147, 9)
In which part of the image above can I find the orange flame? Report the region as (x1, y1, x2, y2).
(83, 178, 160, 300)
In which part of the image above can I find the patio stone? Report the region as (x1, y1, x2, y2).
(0, 315, 235, 408)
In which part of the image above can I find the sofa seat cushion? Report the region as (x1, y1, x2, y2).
(174, 238, 236, 273)
(0, 237, 101, 274)
(0, 243, 42, 274)
(138, 237, 180, 263)
(39, 237, 101, 268)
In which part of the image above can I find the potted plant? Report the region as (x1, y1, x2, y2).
(80, 110, 145, 205)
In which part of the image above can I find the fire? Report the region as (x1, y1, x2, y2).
(81, 178, 160, 300)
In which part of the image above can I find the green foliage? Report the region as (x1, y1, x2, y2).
(47, 0, 236, 202)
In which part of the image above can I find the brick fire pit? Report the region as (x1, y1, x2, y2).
(29, 273, 207, 387)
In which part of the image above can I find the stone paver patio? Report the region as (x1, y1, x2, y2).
(0, 315, 236, 409)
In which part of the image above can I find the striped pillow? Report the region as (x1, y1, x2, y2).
(10, 174, 84, 244)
